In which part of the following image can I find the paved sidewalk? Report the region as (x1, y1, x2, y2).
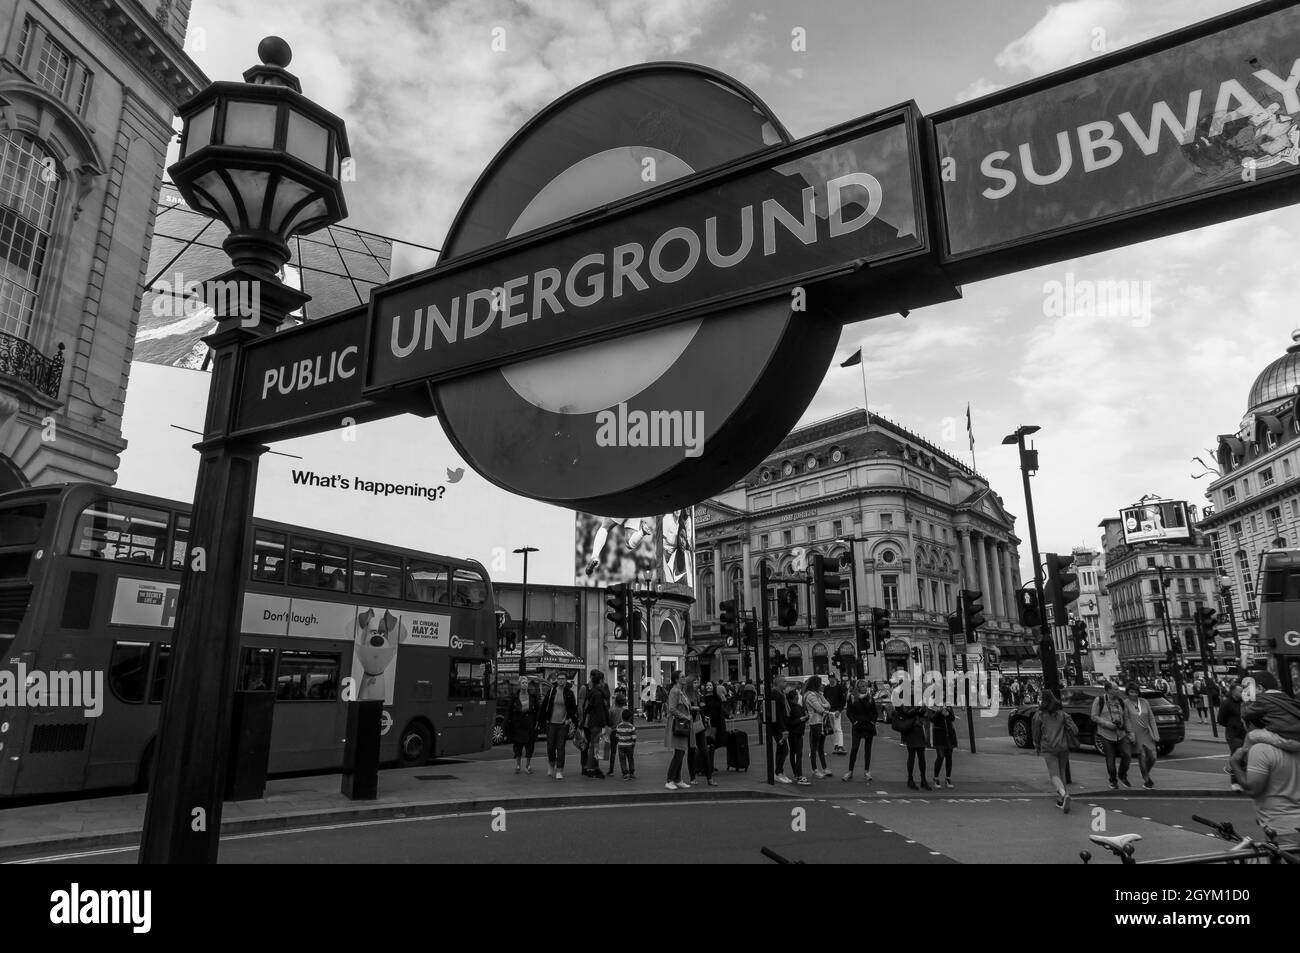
(0, 724, 1234, 860)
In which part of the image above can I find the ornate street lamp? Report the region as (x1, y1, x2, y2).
(139, 38, 349, 864)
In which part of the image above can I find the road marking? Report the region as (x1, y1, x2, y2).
(1160, 755, 1229, 762)
(7, 798, 807, 863)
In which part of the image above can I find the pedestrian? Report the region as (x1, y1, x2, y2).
(703, 681, 726, 752)
(664, 669, 693, 790)
(743, 679, 757, 716)
(655, 681, 668, 722)
(504, 680, 539, 774)
(896, 705, 930, 791)
(1240, 670, 1300, 742)
(785, 684, 810, 785)
(640, 677, 655, 722)
(842, 678, 877, 782)
(1228, 675, 1300, 842)
(1154, 674, 1170, 696)
(768, 675, 793, 784)
(1032, 689, 1078, 813)
(826, 671, 847, 755)
(1090, 680, 1133, 789)
(929, 703, 957, 789)
(1219, 679, 1247, 791)
(1010, 679, 1021, 706)
(581, 670, 611, 779)
(1124, 681, 1159, 790)
(608, 691, 627, 776)
(616, 707, 637, 780)
(1000, 679, 1010, 708)
(540, 673, 578, 780)
(685, 675, 717, 787)
(803, 675, 832, 778)
(1193, 676, 1209, 724)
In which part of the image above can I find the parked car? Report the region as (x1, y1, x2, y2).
(1007, 686, 1184, 756)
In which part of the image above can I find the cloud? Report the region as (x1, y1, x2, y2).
(954, 77, 1006, 104)
(995, 0, 1127, 76)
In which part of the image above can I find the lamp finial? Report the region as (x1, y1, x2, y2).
(258, 36, 292, 68)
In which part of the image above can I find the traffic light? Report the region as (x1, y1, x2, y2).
(742, 616, 758, 648)
(777, 587, 799, 627)
(1183, 626, 1196, 653)
(630, 608, 643, 642)
(1197, 607, 1219, 651)
(606, 582, 629, 635)
(856, 626, 870, 655)
(1073, 619, 1089, 653)
(1170, 633, 1182, 653)
(505, 628, 517, 652)
(719, 598, 738, 643)
(871, 607, 891, 650)
(1016, 587, 1042, 628)
(1045, 553, 1079, 622)
(911, 646, 921, 663)
(960, 589, 985, 642)
(811, 554, 845, 628)
(770, 649, 785, 672)
(946, 612, 962, 637)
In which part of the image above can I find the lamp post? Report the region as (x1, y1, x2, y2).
(1002, 426, 1060, 694)
(1220, 575, 1243, 673)
(1155, 563, 1187, 717)
(514, 547, 538, 678)
(138, 38, 349, 864)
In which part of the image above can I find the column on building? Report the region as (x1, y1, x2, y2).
(741, 534, 753, 616)
(712, 543, 722, 616)
(905, 515, 919, 609)
(1000, 544, 1017, 619)
(987, 537, 1006, 620)
(977, 532, 993, 616)
(960, 529, 975, 590)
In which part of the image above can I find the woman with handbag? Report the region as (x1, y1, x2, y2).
(504, 681, 540, 774)
(803, 675, 832, 779)
(685, 675, 717, 786)
(842, 678, 877, 782)
(664, 670, 694, 790)
(895, 705, 930, 791)
(540, 673, 578, 780)
(928, 703, 957, 789)
(581, 670, 611, 779)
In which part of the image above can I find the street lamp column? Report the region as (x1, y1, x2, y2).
(514, 547, 538, 678)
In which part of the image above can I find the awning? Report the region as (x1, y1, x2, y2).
(496, 640, 585, 668)
(999, 644, 1040, 660)
(1261, 414, 1284, 435)
(1220, 435, 1246, 455)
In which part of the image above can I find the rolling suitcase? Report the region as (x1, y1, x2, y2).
(726, 729, 750, 771)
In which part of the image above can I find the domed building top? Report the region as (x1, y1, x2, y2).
(1247, 329, 1300, 412)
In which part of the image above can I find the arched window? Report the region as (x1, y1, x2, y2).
(658, 619, 678, 643)
(0, 130, 61, 340)
(812, 642, 829, 675)
(786, 644, 803, 676)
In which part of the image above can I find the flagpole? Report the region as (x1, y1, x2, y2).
(860, 359, 870, 425)
(967, 403, 977, 472)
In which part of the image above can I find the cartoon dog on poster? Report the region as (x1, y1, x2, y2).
(352, 608, 403, 703)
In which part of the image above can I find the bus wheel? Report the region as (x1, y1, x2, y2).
(134, 741, 156, 793)
(397, 721, 433, 768)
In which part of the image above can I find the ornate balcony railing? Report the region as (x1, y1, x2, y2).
(0, 332, 64, 401)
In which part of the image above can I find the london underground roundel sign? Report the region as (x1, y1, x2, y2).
(366, 64, 931, 513)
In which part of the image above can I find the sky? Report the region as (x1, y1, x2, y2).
(119, 0, 1299, 585)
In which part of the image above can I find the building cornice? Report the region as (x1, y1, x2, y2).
(71, 0, 208, 106)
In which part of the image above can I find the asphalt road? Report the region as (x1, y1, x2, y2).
(17, 799, 955, 865)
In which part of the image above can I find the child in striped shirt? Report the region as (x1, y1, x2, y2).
(616, 708, 637, 780)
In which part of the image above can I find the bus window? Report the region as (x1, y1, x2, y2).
(352, 549, 402, 598)
(74, 500, 169, 566)
(109, 641, 151, 704)
(449, 657, 487, 699)
(170, 515, 191, 570)
(407, 559, 450, 604)
(251, 529, 287, 584)
(289, 536, 349, 590)
(239, 647, 276, 691)
(149, 644, 171, 704)
(0, 502, 45, 546)
(452, 568, 486, 608)
(275, 650, 340, 701)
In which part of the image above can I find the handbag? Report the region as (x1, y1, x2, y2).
(571, 722, 588, 751)
(671, 714, 693, 737)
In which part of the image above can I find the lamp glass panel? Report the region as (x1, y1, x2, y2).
(267, 176, 313, 234)
(222, 100, 278, 149)
(225, 168, 273, 229)
(286, 197, 328, 235)
(286, 110, 330, 172)
(193, 170, 236, 221)
(184, 104, 215, 158)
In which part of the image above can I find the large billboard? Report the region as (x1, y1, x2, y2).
(575, 509, 694, 591)
(1121, 500, 1191, 545)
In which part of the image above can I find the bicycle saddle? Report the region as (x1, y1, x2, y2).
(1089, 833, 1142, 852)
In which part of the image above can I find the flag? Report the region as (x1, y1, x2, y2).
(840, 348, 862, 368)
(966, 403, 975, 452)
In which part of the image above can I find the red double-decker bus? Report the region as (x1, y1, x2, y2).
(0, 483, 497, 798)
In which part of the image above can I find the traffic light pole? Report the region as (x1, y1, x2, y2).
(1007, 429, 1061, 695)
(1198, 612, 1218, 739)
(959, 591, 977, 754)
(1155, 565, 1187, 718)
(1222, 584, 1243, 673)
(760, 560, 774, 785)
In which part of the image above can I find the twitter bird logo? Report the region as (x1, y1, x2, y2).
(446, 467, 464, 483)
